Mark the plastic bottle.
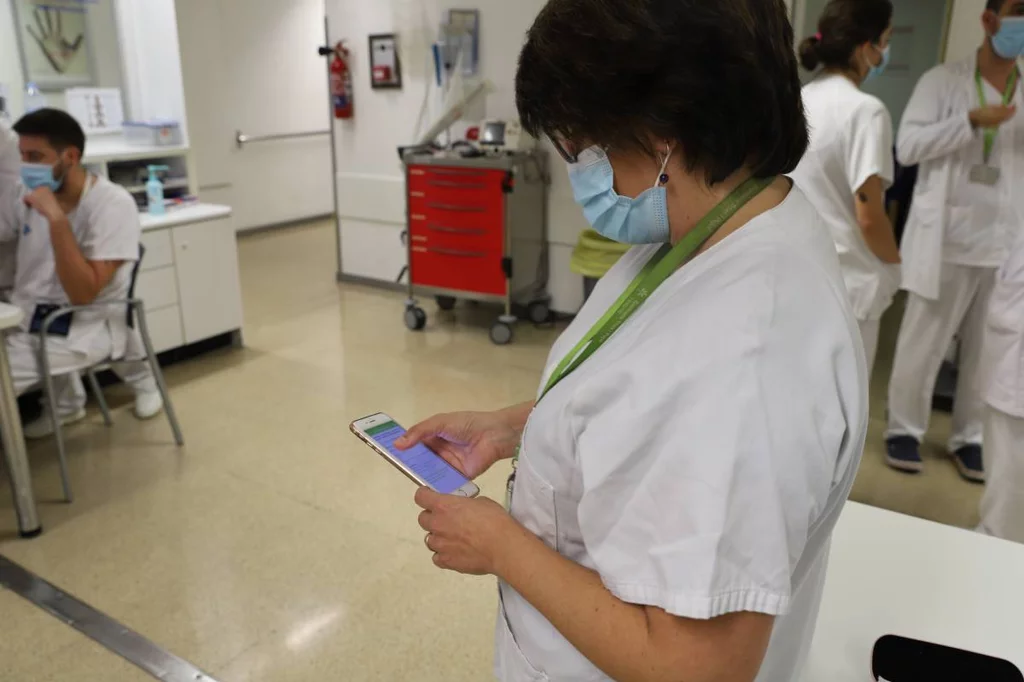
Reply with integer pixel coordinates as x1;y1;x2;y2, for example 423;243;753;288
24;82;46;114
146;165;170;216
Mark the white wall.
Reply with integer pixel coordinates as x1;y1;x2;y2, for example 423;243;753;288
0;0;124;118
946;0;986;62
175;0;333;232
328;0;588;314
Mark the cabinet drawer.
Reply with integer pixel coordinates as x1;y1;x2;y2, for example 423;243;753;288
410;246;506;296
408;214;504;253
408;166;507;193
140;230;174;271
136;266;180;311
144;305;185;354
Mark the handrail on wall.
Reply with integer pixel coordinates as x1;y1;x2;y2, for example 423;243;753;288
235;129;330;149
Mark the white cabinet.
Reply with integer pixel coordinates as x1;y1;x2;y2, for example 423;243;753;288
171;217;243;344
135;205;244;353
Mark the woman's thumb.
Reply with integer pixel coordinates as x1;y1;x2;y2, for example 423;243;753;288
396;417;439;449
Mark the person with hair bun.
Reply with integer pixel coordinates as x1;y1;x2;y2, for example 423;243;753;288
792;0;897;375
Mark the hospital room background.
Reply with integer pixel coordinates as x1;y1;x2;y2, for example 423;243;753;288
0;0;1022;681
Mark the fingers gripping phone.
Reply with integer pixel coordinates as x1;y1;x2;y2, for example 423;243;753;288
350;413;480;498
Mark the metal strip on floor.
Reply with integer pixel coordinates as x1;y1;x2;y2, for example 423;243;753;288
0;554;221;682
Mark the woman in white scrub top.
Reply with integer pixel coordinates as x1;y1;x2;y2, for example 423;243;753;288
791;0;899;374
398;1;868;680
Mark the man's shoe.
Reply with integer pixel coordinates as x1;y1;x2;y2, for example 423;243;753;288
134;390;163;420
952;445;985;484
23;407;87;440
885;436;923;473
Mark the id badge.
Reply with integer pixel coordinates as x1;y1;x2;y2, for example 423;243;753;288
969;164;1001;186
29;304;72;337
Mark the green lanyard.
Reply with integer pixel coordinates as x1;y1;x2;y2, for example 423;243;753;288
975;69;1019;164
504;175;774;504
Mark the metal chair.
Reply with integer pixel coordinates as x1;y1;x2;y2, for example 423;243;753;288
35;248;184;502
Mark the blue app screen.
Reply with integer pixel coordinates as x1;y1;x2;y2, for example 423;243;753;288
366;421;470;494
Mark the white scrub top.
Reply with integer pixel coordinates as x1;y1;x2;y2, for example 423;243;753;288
943;76;1024;268
0;175;140;356
0;121;19;293
791;73;898;321
497;187;868;682
981;229;1024;419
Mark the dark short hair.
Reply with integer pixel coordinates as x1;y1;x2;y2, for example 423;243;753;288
13;108;86;157
515;0;807;185
799;0;893;71
986;0;1006;11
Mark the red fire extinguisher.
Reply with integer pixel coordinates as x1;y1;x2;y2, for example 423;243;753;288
330;42;354;119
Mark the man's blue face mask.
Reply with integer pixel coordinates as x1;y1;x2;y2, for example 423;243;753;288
567;146;674;244
993;16;1024;60
20;162;63;191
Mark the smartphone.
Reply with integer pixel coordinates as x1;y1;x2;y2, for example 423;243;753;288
350;412;480;497
873;635;1023;681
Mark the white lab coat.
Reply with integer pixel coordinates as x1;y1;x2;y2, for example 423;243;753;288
897;53;1024;300
978;231;1024;542
497;188;867;682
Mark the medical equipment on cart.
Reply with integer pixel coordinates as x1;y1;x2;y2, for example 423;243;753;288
401;149;550;345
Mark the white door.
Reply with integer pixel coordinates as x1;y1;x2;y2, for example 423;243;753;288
174;0;333;232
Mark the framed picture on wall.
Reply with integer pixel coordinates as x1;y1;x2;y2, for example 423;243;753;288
11;0;96;90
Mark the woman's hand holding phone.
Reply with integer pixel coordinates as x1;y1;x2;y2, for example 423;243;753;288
395;405;529;479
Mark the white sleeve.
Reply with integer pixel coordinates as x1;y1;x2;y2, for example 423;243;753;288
896;67;976;167
0;121;19;189
0;183;24;243
80;187;140;262
573;272;848;620
846;104;894;192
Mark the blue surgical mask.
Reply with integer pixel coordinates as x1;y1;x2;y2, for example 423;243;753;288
568;146;673;244
20;162;63;191
992;17;1024;60
865;44;891;83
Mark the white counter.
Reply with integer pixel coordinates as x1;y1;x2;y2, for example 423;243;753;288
140;203;232;232
83;137;189;164
805;502;1024;680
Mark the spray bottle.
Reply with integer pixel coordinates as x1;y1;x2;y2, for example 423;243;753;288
146;165;170;216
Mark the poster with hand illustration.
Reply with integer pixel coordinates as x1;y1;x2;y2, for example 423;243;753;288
11;0;95;89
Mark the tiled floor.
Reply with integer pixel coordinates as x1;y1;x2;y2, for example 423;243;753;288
0;219;985;680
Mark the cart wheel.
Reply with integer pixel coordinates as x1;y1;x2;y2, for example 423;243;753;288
404;306;427;331
527;300;551;325
489;321;514;346
435;295;457;311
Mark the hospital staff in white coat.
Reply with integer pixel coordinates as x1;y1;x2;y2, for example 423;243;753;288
792;0;899;373
0;109;163;436
978;230;1024;543
394;1;867;681
885;0;1024;482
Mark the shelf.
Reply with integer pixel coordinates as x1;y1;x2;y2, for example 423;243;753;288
83;136;189;164
140;203;232;231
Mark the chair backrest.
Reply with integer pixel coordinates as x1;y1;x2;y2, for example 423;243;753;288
126;243;145;328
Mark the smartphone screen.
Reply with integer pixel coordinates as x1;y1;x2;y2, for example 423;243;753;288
364;420;471;494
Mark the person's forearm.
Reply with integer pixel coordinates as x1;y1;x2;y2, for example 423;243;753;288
860;216;901;264
494;522;763;682
49;216;101;304
896;115;975;166
497;401;535;436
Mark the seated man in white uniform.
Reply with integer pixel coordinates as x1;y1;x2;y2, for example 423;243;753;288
978;230;1024;544
0;119;18;298
0;108;162;436
885;0;1024;482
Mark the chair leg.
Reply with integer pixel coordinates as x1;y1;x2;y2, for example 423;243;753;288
86;369;113;427
135;306;184;447
41;371;73;503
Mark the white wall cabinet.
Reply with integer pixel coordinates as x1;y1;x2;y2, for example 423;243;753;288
136;206;244;353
